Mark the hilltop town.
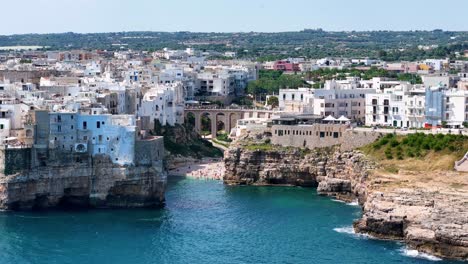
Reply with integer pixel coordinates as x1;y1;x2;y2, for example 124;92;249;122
0;43;467;258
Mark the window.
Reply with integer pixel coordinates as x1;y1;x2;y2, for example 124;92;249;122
98;135;103;142
97;122;100;129
333;132;339;138
71;125;74;130
57;125;61;132
319;132;325;138
0;124;3;129
83;121;87;130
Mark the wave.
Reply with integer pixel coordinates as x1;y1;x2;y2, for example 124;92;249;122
332;199;360;207
333;226;354;234
333;226;369;239
399;247;442;261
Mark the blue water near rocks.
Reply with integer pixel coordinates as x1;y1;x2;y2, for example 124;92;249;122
0;178;462;264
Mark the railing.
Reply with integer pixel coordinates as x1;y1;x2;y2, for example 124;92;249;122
185;106;272;111
0;144;33;150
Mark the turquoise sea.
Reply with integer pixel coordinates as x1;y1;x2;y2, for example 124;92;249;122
0;178;462;264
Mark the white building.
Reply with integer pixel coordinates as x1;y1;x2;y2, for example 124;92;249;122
279;88;315;113
365;84;426;128
139;82;184;127
444;89;468;128
49;112;137;165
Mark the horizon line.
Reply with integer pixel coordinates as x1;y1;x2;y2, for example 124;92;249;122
2;28;468;37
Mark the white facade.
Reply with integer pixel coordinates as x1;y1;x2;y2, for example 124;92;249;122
444;89;468;128
365;85;426;128
279;88;315;113
49;112;136;165
139;82;184;126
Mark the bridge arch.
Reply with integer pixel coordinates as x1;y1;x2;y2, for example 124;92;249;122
215;112;226;135
200;112;213;137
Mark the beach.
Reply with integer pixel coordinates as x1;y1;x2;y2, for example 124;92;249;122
168;158;225;180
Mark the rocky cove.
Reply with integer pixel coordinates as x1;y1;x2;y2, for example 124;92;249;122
224;143;468;261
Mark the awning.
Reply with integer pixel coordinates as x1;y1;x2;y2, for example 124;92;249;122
337;116;350;121
323;115;337;121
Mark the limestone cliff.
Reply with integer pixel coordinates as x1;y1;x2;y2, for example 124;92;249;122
224;144;468;260
0;137;167;211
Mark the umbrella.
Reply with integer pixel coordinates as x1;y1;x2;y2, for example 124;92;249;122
323;115;337;121
337;116;350;122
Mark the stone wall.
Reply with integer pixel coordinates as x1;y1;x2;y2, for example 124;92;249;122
271;124;382;151
135;137;165;166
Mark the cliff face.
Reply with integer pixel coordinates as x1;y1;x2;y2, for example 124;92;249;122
224;146;468;260
0;156;166;210
0;136;167;211
224;147;373;197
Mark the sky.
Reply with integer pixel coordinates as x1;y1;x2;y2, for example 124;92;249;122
2;0;467;35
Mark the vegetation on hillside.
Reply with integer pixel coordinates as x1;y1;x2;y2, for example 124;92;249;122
362;133;468;171
247;70;310;96
1;30;467;61
304;67;423;85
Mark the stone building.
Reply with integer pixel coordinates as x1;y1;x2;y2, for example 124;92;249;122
270;115;380;151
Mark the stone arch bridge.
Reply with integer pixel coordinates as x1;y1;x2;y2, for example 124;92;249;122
185;107;274;138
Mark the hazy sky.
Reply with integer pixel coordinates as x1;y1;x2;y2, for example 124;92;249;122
3;0;467;35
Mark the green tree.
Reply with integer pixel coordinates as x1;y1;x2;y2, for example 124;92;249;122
267;96;279;108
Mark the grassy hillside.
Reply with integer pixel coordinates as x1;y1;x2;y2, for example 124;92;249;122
361;133;468;172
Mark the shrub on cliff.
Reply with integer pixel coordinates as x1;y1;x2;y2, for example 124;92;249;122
364;133;468;161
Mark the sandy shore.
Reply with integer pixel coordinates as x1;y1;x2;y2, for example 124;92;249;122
168;158;225;180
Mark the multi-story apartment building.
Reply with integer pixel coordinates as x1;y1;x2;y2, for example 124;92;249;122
365;84;425;128
194;71;235;103
138;82;184;127
279;79;375;121
279;88;315;113
444;89;468;128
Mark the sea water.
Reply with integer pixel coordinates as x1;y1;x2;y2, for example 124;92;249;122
0;178;462;264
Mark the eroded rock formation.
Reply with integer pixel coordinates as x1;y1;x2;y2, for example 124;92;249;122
224;145;468;260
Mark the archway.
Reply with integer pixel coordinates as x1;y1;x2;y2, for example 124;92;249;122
200;112;212;138
229;113;241;134
215;113;226;135
185;112;196;129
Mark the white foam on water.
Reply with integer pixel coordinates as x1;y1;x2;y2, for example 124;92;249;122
333;226;370;239
333;226;355;234
331;199;346;204
399;247;442;261
332;199;360;207
347;200;359;206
